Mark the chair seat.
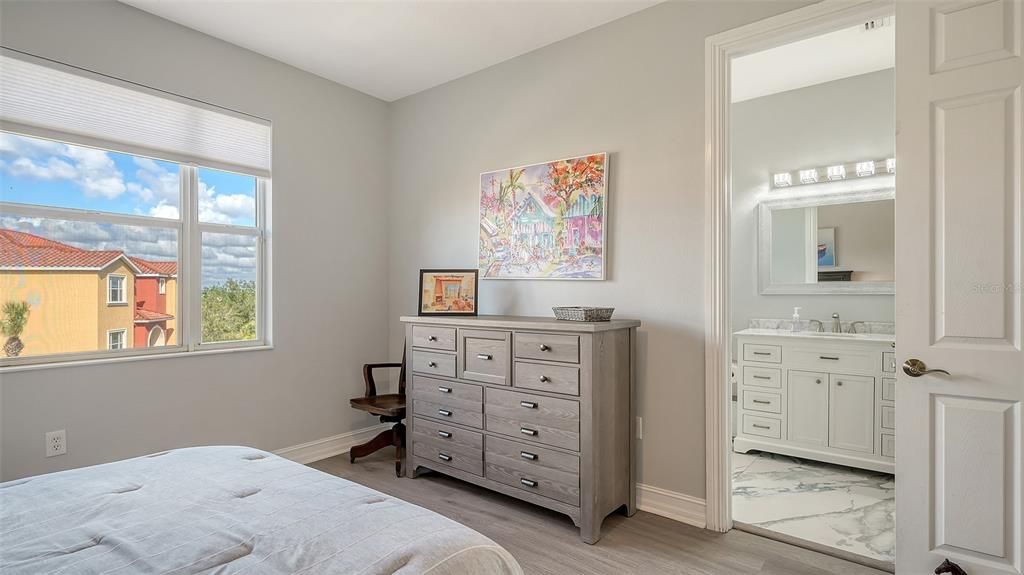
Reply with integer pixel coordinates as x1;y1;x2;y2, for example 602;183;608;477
350;393;406;418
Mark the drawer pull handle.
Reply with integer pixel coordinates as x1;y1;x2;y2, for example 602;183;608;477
476;353;492;360
752;399;771;405
538;375;550;383
520;451;537;461
520;401;538;409
752;351;771;356
520;478;538;488
820;355;840;361
752;424;771;430
427;361;438;368
437;430;452;439
539;344;551;352
438;386;452;393
520;427;537;436
836;381;844;386
428;335;438;341
752;375;771;380
438;453;452;462
438;409;452;417
816;379;822;384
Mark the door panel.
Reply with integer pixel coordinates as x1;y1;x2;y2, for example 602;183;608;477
787;370;828;446
897;1;1024;572
827;374;874;454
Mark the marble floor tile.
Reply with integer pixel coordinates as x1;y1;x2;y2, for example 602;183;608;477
732;450;895;563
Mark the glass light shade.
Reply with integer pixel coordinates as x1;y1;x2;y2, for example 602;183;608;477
773;172;793;187
799;169;819;184
886;158;896;173
826;165;846;181
856;161;876;177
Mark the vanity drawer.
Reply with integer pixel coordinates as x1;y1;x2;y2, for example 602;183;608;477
411;350;456;378
412;325;457;351
461;329;511;385
743;366;781;389
743;390;782;414
411;376;482;408
882;352;896;373
743;414;782;439
788;346;876;374
743;343;781;363
882;378;896;402
412;391;483;429
515;332;580;364
880;433;896;458
414;439;483;476
881;405;895;430
412;417;483;459
485;388;580;451
484;435;580;506
514;361;580;396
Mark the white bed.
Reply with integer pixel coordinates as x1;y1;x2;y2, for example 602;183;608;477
0;446;523;575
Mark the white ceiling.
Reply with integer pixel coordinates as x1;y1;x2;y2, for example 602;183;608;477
731;18;895;103
121;0;658;102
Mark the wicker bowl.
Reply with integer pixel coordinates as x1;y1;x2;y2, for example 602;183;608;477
552;306;615;322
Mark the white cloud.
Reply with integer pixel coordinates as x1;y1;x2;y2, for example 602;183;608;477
0;133;126;199
5;157;77;181
148;201;180;220
128;156;179;204
197;181;255;225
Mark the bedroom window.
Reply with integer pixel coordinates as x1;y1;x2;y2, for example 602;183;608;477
0;50;271;369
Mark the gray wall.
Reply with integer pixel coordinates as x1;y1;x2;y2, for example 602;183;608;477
387;0;812;498
0;1;391;481
818;200;895;282
730;70;895;336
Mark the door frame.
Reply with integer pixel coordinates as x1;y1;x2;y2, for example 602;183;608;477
703;0;894;532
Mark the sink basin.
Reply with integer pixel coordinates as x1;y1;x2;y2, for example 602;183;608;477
803;331;859;337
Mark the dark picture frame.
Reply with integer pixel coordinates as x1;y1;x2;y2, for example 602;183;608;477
418;269;479;316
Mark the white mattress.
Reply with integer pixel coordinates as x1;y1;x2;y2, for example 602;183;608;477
0;446;523;575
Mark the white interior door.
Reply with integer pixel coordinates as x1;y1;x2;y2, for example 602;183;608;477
896;1;1024;573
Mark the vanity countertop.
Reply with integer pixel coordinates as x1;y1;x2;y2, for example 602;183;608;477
734;327;895;344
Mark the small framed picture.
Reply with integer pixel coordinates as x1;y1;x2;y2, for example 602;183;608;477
418;269;479;316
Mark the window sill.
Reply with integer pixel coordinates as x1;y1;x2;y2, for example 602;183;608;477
0;344;273;374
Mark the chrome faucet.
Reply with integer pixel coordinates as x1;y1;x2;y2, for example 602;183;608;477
831;313;841;333
848;321;867;334
808;319;824;332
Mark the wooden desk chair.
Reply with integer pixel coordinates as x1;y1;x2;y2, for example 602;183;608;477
349;350;406;476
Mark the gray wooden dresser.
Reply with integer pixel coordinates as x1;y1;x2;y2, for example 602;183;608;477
401;315;640;544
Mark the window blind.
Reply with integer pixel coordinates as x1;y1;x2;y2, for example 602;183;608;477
0;50;271;177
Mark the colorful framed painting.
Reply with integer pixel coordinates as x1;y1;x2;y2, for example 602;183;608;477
479;153;607;280
418;269;479;316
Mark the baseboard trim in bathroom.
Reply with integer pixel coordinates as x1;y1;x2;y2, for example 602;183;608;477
733;521;894;574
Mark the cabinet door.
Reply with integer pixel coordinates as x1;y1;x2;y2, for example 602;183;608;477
787;370;828;446
828;373;875;453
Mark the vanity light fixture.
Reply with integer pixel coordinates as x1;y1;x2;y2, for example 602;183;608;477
799;169;819;184
826;165;846;181
886;158;896;173
773;172;793;187
856;161;876;177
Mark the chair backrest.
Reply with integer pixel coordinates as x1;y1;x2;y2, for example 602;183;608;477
398;347;407;396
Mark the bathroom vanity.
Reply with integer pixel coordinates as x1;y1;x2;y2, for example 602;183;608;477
733;328;896;473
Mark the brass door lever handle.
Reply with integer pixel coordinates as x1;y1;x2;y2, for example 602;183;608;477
903;358;950;377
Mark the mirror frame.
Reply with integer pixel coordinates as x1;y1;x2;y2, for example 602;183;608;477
758;182;895;295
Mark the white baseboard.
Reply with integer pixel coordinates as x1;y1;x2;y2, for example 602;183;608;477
274;423;391;465
636;483;707;529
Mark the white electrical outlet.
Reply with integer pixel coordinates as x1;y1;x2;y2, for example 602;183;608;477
636;416;643;440
45;429;66;457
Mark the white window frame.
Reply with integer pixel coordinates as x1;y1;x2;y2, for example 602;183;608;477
158;278;166;295
107;274;127;304
0;132;272;370
107;328;126;350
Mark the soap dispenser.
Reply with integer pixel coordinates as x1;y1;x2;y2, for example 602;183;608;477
792;307;801;332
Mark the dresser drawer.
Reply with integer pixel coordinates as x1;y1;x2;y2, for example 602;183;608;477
743;366;781;389
461;329;511;385
412;417;483;456
412;350;456;378
787;346;876;374
881;405;895;430
514;332;580;364
485;388;580;451
414;440;483;476
484;436;580;506
880;433;895;458
413;395;483;429
514;361;580;396
743;414;782;439
743;343;781;363
743;389;782;414
882;377;896;402
411;376;482;410
412;325;457;351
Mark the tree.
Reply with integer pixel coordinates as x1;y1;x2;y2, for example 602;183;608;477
201;280;256;342
1;301;30;357
545;155;605;251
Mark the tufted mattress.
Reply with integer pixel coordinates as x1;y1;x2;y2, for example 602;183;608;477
0;446;523;575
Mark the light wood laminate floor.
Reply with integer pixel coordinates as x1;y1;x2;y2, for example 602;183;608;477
311;452;886;575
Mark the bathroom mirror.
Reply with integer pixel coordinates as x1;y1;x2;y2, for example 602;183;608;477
758;181;894;295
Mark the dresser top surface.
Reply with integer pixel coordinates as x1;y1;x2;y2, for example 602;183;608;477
401;314;640;332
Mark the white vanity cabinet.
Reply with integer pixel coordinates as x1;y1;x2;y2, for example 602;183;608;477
734;329;896;473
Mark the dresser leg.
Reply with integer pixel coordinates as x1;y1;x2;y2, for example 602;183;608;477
579;516;604;545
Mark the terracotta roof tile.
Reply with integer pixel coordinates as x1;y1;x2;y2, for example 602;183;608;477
135;308;175;322
0;229;175;274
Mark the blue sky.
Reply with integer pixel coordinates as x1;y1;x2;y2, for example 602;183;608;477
0;132;256;285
